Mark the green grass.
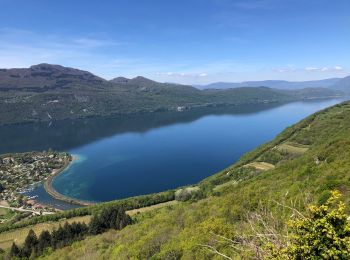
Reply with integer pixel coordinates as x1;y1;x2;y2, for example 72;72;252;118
126;201;179;216
277;141;309;155
213;180;237;191
244;161;275;171
0;208;16;227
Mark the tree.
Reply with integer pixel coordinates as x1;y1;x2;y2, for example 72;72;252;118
37;230;52;254
52;225;67;249
89;206;131;235
0;182;5;193
115;208;132;230
9;242;20;258
22;229;38;258
89;214;104;235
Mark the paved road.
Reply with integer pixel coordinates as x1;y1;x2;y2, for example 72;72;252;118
0;205;54;215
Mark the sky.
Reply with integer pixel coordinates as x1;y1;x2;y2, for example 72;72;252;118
0;0;349;84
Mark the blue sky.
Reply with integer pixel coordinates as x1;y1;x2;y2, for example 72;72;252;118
0;0;349;84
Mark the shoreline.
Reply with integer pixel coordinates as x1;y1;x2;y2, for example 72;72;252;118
43;155;96;206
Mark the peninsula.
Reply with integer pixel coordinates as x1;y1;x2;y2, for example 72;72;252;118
43;157;95;206
0;151;72;214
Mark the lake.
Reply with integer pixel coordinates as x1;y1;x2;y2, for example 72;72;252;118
0;99;344;209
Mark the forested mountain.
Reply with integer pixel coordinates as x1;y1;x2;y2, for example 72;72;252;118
0;64;343;125
0;64;106;91
2;100;349;259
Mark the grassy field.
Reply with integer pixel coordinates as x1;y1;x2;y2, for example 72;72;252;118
0;215;91;249
213;180;237;191
244;161;275;171
126;200;178;216
277;141;309;155
0;208;11;216
0;208;16;225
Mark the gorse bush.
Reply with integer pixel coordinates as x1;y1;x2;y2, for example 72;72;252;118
268;191;350;259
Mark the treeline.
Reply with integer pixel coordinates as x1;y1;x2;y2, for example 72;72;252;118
89;206;131;235
8;205;131;259
9;222;88;259
0;190;174;234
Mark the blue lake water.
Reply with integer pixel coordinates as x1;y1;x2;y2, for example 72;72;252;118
0;99;344;209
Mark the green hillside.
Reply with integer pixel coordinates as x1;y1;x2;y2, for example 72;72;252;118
0;64;343;125
14;100;345;259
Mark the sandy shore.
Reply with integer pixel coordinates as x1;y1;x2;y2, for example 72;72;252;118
43;155;95;206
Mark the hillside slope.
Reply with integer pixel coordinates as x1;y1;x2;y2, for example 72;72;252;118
0;64;343;125
40;101;350;259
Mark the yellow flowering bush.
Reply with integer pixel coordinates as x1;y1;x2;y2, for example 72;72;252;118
270;191;350;259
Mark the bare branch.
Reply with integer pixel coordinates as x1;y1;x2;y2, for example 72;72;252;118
199;244;234;259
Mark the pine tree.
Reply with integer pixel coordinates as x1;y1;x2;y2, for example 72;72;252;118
9;242;20;258
22;229;38;257
89;214;104;235
38;230;52;254
51;229;58;249
89;206;131;235
54;225;66;248
0;182;5;193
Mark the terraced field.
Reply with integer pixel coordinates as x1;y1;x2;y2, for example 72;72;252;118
126;200;178;216
244;161;275;171
276;141;309;155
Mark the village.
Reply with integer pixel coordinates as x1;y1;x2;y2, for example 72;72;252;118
0;150;71;217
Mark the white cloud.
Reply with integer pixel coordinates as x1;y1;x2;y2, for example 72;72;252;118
305;67;320;71
304;66;344;72
334;66;343;71
156;72;208;78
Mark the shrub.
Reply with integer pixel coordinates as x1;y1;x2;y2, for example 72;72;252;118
175;187;201;202
269;191;350;259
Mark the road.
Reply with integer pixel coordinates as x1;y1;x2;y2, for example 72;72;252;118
0;205;54;215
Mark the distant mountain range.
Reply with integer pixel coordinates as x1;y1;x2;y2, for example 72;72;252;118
332;75;350;92
0;64;345;125
197;77;350;92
